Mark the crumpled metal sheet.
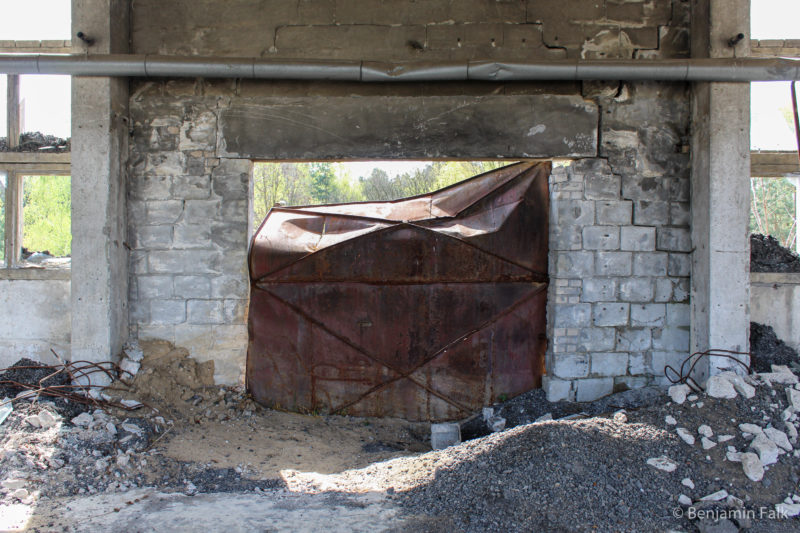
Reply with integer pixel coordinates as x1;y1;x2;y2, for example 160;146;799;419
247;161;550;421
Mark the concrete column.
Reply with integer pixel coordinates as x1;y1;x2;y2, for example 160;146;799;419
70;0;130;369
690;0;751;379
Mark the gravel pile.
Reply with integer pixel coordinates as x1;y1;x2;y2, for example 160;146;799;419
751;234;800;273
751;322;800;373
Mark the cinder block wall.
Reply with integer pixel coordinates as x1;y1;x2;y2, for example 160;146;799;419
127;0;692;398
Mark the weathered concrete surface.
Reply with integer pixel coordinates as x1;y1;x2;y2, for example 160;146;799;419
751;273;800;353
70;0;130;370
26;489;403;533
0;278;71;367
219;96;598;160
690;0;751;380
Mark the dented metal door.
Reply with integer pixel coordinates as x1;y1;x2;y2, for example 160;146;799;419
247;161;550;421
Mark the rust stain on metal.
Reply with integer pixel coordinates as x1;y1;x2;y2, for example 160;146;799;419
247;161;551;421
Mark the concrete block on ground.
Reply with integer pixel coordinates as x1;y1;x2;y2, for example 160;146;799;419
543;376;573;402
576;377;614;402
431;423;461;450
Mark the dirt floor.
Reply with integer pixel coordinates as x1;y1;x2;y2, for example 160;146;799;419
2;342;800;532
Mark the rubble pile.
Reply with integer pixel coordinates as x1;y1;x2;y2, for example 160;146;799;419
0;132;70;153
750;233;800;273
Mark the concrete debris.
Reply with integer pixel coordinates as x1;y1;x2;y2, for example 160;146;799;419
704;375;737;399
120;399;144;410
738;423;763;436
681;478;695;489
750;434;780;465
678;494;692;506
665;415;677;425
787;388;800;412
24;415;42;428
37;410;57;429
2;479;26;490
775;502;800;517
698;424;713;438
0;398;11;426
717;434;734;443
71;412;93;427
718;371;756;399
646;456;677;472
701;437;716;450
700;489;729;502
676;427;695;445
764;427;792;452
726;450;741;462
431;423;461;450
534;413;553;423
11;488;29;500
740;452;764;482
759;365;799;386
668;384;690;405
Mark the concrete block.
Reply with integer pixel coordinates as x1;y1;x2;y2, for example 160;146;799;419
631;304;666;327
653;327;690;351
137;324;175;343
146;200;184;224
149;250;221;275
575;377;614;402
622;176;667;202
582;278;617;302
583;172;620;200
554;200;595;226
657;227;692;252
668;178;690;202
218;199;249;222
211;172;249;202
211;275;249;299
187;299;224;325
173;224;213;249
211;223;249;249
174;276;213;299
135;225;173;249
138;275;173;299
633;200;668;225
669;202;690;226
553;353;590;379
145;152;184;176
668;253;691;277
596;201;632;225
615;375;650;391
212;324;249;350
431;423;461;450
131;175;172;200
593;303;629;327
543;376;573;402
653;278;673;302
620;226;656;251
554;251;594;277
583;226;620;251
628;352;650;375
184;199;221;222
672;279;689;302
651;351;688;382
578;327;616;352
171;175;212;200
619;277;653;302
550;224;583;250
223;299;249;324
595;252;632;276
553;304;592;328
666;303;691;327
616;328;652;351
633;252;668;276
591;353;629;377
179;110;217;151
150;299;186;325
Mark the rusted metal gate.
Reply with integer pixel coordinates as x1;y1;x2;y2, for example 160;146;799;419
247;161;550;421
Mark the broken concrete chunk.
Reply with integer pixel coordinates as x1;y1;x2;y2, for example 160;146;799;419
534;413;553;423
668;384;690;405
698;424;713;438
740;452;764;482
120;358;141;379
705;375;737;399
120;399;144;409
717;434;735;443
726;451;742;462
775;502;800;517
760;366;799;386
665;415;677;425
700;489;729;501
681;478;695;489
764;427;792;452
701;437;716;450
24;415;42;428
719;371;756;399
123;341;144;362
678;494;692;506
739;423;764;436
1;479;26;490
487;416;506;433
431;423;461;450
676;427;695;445
11;488;29;500
37;410;57;429
646;456;677;472
787;388;800;412
750;434;780;465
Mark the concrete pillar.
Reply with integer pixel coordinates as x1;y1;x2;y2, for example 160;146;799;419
70;0;130;369
690;0;751;379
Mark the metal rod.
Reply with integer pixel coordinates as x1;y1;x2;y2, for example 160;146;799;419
1;54;800;82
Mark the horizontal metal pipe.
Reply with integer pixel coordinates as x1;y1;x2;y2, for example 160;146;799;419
1;54;799;82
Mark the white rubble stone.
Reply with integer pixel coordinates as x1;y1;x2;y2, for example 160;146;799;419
705;375;737;399
487;416;506;432
121;423;143;436
71;412;93;427
726;451;742;462
696;401;704;408
719;371;756;399
668;384;690;405
698;424;713;438
116;455;129;468
717;434;735;443
681;478;695;489
701;437;716;450
688;394;699;402
764;428;792;452
535;413;553;423
647;456;677;472
750;434;780;465
37;410;57;429
120;358;141;379
793;495;800;503
678;494;692;506
676;427;695;445
120;399;144;409
11;488;29;500
665;415;677;425
739;423;764;435
23;415;41;428
775;503;800;517
787;389;800;412
740;452;764;482
123;342;144;362
759;366;799;386
701;490;729;501
2;479;26;490
786;423;798;443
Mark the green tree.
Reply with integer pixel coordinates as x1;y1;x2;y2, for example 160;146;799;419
309;162;338;204
23;175;71;256
750;177;797;249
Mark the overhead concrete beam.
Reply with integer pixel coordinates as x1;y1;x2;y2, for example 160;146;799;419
70;0;130;371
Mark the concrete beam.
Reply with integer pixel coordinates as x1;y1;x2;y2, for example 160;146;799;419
690;0;751;380
70;0;130;370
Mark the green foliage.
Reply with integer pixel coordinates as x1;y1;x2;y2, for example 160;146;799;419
23;175;71;257
750;177;797;249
